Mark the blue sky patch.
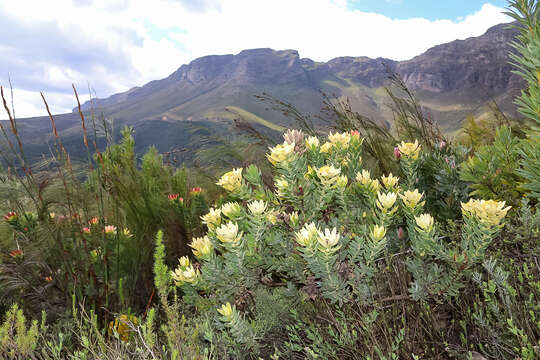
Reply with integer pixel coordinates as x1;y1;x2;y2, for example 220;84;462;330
347;0;508;20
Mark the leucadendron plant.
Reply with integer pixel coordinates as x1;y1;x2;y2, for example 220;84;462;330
172;129;511;326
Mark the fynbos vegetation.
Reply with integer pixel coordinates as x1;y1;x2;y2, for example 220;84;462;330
0;1;539;359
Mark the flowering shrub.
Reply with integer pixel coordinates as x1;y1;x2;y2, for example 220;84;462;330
170;130;512;344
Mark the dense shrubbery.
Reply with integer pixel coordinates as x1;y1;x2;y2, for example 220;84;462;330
0;1;539;359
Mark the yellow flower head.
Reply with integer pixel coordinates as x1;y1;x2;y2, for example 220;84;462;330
171;264;199;286
461;199;511;227
381;173;399;189
370;224;387;241
328;131;351;149
190;235;213;258
356;169;371;185
316;165;342;186
317;227;341;253
266;211;278;225
370;179;381;193
216;168;243;192
376;191;397;211
289;211;299;227
335;175;347;189
179;256;190;268
305;136;320;149
201;208;222;229
217;302;235;322
415;213;434;232
400;189;425;210
295;222;319;247
247;200;267;216
216;221;243;244
398;140;421;160
221;202;242;218
320;141;334;153
267;142;295;165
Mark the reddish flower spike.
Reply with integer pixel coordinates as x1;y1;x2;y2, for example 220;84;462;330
9;249;23;258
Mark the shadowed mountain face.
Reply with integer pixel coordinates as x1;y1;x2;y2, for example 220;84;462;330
6;22;523;160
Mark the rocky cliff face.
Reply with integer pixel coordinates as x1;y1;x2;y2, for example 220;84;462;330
395;23;521;93
76;21;522;122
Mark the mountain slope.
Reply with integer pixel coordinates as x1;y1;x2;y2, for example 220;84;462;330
7;22;523;160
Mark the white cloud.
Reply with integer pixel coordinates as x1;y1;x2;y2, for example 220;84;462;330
0;0;512;119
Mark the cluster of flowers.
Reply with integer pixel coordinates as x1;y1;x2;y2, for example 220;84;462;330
170;129;511;318
81;217;131;237
171;255;200;285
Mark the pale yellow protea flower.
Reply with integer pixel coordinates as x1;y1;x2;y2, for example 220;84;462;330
356;169;371;185
370;224;387;241
247;200;267;216
171;265;199;286
415;213;434;232
336;175;348;188
295;222;319;247
122;228;133;238
275;177;289;199
179;256;190;268
305;136;320;149
201;208;222;229
398;140;421;160
216;168;243;192
328;131;351;149
221;202;242;218
376;191;397;211
267;142;295;165
400;189;425;210
317;227;341;253
316;165;341;186
266;211;278;225
217;302;234;322
216;221;243;244
461;199;511;227
369;179;381;193
381;173;399;189
289;211;299;227
190;235;213;258
320;141;334;153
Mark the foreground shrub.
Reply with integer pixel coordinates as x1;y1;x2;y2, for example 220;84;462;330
157;129;538;359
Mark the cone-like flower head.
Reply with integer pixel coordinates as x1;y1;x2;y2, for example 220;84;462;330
247;200;267;216
317;227;341;253
316;165;341;186
190;235;213;258
415;213;434;232
461;199;511;227
201;208;222;229
267;142;295;165
398;140;421;160
216;221;243;244
217;168;243;192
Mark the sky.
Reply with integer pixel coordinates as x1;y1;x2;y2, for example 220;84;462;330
0;0;513;119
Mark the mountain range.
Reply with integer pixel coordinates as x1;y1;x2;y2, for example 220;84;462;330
5;22;524;160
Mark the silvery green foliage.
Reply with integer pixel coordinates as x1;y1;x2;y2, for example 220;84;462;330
178;131;510;315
